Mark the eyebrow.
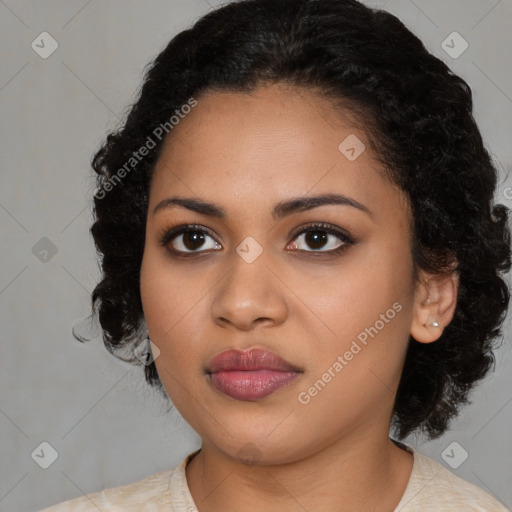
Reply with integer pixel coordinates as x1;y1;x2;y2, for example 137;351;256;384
152;193;373;220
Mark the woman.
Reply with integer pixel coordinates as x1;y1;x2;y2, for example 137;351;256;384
41;0;511;510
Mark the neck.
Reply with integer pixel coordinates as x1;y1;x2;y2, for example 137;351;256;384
185;431;413;512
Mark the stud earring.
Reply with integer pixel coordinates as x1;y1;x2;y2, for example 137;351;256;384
424;315;439;328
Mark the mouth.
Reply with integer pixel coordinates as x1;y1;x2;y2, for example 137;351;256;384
206;348;303;401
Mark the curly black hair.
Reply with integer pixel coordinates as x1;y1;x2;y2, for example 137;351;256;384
76;0;511;441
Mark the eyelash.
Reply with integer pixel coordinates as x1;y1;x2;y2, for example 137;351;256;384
158;222;354;258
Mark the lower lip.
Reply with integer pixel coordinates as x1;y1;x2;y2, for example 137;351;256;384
208;369;299;401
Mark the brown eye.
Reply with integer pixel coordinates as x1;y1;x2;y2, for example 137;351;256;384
160;225;222;254
181;231;207;251
303;230;329;250
289;223;352;253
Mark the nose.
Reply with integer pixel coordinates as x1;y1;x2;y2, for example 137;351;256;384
210;251;289;332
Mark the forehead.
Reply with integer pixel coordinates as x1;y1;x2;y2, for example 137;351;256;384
149;84;406;221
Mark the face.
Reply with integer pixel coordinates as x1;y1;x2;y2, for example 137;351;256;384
140;83;418;464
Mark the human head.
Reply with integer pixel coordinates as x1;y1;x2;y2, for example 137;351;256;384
81;0;511;443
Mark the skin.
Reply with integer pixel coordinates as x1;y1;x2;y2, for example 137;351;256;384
139;82;458;512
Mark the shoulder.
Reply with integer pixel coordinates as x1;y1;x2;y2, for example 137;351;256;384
37;468;176;511
396;444;510;512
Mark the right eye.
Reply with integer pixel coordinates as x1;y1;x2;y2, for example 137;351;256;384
159;224;222;255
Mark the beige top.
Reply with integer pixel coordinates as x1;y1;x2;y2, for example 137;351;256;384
39;442;510;511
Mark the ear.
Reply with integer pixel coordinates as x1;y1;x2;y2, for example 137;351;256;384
410;268;459;344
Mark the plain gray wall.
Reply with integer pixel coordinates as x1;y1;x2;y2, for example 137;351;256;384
0;1;511;511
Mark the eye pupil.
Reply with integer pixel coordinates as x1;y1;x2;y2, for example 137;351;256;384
183;231;205;250
306;230;328;249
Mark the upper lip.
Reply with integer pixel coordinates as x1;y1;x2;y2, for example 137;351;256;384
206;348;303;373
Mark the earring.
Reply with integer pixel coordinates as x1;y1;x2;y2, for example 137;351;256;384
424;315;439;328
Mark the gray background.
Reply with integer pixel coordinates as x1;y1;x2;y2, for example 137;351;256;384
0;1;511;511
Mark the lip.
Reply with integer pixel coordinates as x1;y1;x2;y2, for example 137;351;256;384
206;348;302;373
206;348;303;401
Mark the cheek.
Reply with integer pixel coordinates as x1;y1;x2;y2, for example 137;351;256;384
140;258;205;408
296;241;414;380
141;250;201;338
304;246;412;333
139;250;214;379
293;274;411;431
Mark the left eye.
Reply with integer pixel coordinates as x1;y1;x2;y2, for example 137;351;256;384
289;225;350;252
